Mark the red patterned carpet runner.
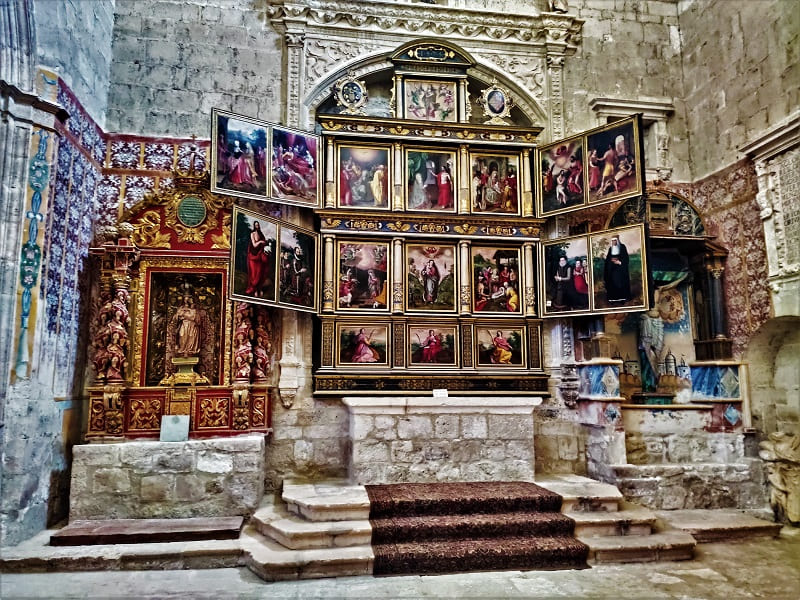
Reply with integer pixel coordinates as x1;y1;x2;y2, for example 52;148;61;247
366;482;589;576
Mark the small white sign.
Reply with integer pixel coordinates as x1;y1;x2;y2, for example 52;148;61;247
160;415;190;442
432;388;449;398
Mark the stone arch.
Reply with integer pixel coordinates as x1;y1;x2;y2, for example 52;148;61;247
302;40;548;129
746;316;800;437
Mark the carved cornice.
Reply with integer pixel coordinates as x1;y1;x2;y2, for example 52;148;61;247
589;97;675;124
740;111;800;162
267;1;583;50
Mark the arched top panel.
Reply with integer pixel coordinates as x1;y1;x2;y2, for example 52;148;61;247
607;190;707;237
390;38;476;68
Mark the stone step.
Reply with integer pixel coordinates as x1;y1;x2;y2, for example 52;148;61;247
580;530;696;564
252;499;371;550
656;509;782;543
566;507;657;537
0;529;242;573
241;525;373;581
282;480;370;522
49;517;244;546
535;474;623;512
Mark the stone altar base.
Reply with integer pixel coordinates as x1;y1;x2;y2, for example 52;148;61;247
342;396;542;485
69;435;266;520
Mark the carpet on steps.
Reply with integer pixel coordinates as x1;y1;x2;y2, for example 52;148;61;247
366;482;589;575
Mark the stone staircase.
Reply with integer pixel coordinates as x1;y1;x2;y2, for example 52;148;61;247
241;475;696;580
536;474;696;564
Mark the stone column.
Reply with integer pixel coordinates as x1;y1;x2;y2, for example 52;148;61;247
322;234;335;313
392;143;403;211
458;145;470;214
459;240;471;314
708;266;726;339
284;32;306;128
521;148;534;218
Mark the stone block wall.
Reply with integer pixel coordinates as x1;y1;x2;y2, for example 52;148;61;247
614;460;769;510
626;431;746;465
69;436;265;520
107;0;284;136
33;0;115;126
679;0;799;179
534;406;587;475
344;398;538;484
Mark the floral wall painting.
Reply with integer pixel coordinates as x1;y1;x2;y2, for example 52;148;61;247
590;224;648;312
230;206;278;304
278;223;319;313
475;327;525;367
271;125;320;208
409;324;458;366
585;116;642;205
337;144;391;209
405;148;456;212
538;136;586;216
541;235;591;317
337;240;390;311
211;109;269;200
337;323;389;366
405;244;457;312
471;247;522;314
470;153;520;215
403;79;457;122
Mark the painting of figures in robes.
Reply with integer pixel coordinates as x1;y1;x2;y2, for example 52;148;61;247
211;109;269;200
337;323;389;366
470;153;521;215
475;327;525;367
589;224;647;313
270;125;320;208
403;79;457;122
405;243;457;312
538;135;586;216
471;247;522;314
585;116;643;205
277;223;319;313
405;148;456;212
540;235;591;317
230;206;278;304
336;144;391;209
408;324;458;366
336;241;390;311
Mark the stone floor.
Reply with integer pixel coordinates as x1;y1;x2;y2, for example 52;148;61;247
2;528;798;599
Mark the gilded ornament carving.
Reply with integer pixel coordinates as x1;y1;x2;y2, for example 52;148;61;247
89;397;105;433
199;397;230;428
130;398;161;430
323;281;335;302
211;213;232;249
321;321;334;366
251;394;267;427
525;286;536;309
460;285;471;307
232;384;250;430
103;383;125;435
131;211;171;248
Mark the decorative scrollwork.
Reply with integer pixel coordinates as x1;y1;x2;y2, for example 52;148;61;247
130;398;162;430
198;397;230;428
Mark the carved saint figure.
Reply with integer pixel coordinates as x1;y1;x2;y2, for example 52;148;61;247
175;294;202;356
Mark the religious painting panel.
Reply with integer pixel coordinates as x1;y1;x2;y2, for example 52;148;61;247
475;325;526;368
230;205;278;305
540;235;592;317
336;144;392;209
270;124;321;208
143;270;226;387
589;224;648;313
408;322;459;367
405;243;458;313
336;321;390;367
336;240;390;312
211;109;269;200
404;147;457;213
469;152;521;216
585;115;643;206
278;222;320;313
537;135;586;216
470;246;522;314
403;78;457;122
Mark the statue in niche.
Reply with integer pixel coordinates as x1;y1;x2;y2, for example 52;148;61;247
92;287;131;382
759;432;800;525
163;287;214;383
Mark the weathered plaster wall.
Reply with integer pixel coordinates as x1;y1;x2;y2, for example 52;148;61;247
107;0;284;136
32;0;116;127
679;0;799;179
